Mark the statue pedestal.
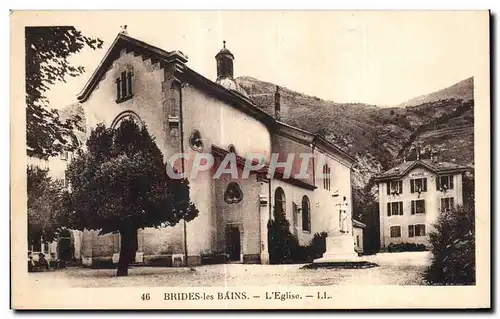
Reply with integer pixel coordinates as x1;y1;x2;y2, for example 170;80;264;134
314;233;360;263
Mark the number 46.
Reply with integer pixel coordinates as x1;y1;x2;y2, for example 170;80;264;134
141;293;150;301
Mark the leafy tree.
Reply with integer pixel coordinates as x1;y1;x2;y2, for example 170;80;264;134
426;173;475;285
27;166;64;250
267;205;299;264
462;172;475;208
352;184;380;255
308;232;328;260
26;26;103;159
62;119;198;276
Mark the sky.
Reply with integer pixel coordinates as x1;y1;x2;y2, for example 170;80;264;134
40;10;488;108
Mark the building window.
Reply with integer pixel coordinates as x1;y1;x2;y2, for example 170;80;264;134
116;70;133;103
274;187;286;216
356;235;360;248
189;130;204;152
437;175;454;191
302;195;311;232
390;226;401;238
409;224;426;237
410;178;427;194
411;199;426;214
322;164;331;191
60;151;68;161
440;197;455;212
224;182;243;204
387;201;403;216
387;180;403;195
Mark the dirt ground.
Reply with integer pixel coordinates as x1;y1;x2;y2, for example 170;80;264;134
27;251;431;287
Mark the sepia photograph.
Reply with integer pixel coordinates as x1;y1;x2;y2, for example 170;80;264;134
10;10;490;309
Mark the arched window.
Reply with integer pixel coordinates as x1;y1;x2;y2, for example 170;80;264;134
302;195;311;232
274;187;286;218
323;164;331;191
189;130;204;152
224;182;243;204
111;110;143;129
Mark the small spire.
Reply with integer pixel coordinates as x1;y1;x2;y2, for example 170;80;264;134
223;40;226;49
120;25;128;34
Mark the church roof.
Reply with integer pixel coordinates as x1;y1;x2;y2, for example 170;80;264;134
216;77;249;98
373;159;470;182
77;33;274;127
274;120;356;166
76;33;353;167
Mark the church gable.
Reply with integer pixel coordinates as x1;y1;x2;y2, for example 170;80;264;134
78;38;184;161
77;33;187;103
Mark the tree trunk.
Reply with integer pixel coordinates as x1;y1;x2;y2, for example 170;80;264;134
117;228;138;277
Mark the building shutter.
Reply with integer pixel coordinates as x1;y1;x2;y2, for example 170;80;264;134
387;203;391;216
410;179;415;193
411;201;415;215
408;225;414;237
387;182;390;195
423;178;427;192
116;78;121;100
450;176;454;189
120;71;127;98
399;181;403;194
436;176;440;191
399;202;403;215
450;197;455;208
127;72;133;96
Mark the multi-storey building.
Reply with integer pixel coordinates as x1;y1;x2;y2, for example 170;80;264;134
373;152;470;249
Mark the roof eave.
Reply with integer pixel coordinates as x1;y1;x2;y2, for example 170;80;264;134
183;68;276;128
373;164;471;183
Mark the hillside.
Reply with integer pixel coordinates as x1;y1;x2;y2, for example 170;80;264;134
398;77;473;107
236;76;474;192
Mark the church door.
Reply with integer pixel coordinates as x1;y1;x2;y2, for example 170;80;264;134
226;226;241;262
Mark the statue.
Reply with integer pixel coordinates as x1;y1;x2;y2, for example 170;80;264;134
314;194;360;264
339;209;348;233
331;196;349;234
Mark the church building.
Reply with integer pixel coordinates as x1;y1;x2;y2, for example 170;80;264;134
73;32;355;266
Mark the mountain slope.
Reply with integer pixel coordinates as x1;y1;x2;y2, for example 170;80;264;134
236;76;474;191
398;77;473;107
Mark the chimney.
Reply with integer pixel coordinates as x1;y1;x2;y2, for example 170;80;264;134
274;86;281;120
416;146;421;161
431;149;439;163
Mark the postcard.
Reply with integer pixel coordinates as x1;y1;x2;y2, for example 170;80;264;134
10;10;490;309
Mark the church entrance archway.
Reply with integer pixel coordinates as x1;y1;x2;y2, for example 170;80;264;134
226;225;241;262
